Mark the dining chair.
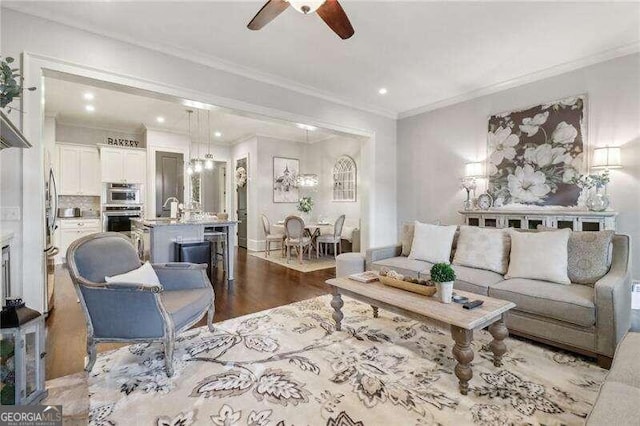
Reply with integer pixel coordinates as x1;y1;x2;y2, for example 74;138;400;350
261;214;284;257
66;232;215;377
284;215;312;264
316;214;346;258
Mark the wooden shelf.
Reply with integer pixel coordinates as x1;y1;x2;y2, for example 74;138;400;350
0;110;31;150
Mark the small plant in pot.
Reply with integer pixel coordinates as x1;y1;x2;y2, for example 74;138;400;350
430;263;456;303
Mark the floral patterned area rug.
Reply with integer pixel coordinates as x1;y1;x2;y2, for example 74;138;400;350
88;295;606;426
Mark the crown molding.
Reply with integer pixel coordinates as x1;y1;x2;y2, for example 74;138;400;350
4;6;397;120
398;42;640;119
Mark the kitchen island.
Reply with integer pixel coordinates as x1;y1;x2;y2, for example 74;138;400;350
131;218;237;284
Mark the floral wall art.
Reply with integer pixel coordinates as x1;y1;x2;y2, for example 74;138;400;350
487;95;586;207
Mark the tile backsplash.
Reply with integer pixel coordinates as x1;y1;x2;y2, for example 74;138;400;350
58;195;101;218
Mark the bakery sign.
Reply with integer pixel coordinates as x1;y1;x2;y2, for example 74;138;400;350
105;137;141;147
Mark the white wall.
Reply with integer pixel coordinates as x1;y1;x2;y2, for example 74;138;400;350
398;53;640;279
2;7;397;311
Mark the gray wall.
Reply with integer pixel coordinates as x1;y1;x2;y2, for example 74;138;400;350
397;53;640;279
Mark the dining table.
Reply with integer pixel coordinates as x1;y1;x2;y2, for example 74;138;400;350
272;221;334;256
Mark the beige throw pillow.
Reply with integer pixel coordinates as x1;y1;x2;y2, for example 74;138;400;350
453;226;511;274
505;228;571;285
400;222;415;256
408;222;457;264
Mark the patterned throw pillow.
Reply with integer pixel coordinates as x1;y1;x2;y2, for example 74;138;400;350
538;227;614;285
453;226;511;274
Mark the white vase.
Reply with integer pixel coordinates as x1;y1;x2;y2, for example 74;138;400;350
435;281;454;303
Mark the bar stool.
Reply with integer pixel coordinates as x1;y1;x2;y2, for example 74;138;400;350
204;228;227;278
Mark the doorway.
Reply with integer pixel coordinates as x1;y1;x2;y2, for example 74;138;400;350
236;157;248;249
155;151;184;217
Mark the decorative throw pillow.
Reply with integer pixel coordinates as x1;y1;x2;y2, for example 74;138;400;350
505;228;571;285
453;226;511;274
408;222;457;264
105;261;161;287
400;222;415;256
537;227;614;285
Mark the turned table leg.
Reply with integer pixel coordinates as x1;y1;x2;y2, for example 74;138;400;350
331;291;344;331
488;318;508;367
451;326;474;395
372;306;379;318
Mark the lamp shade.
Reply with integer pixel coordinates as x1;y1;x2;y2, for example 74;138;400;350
592;147;622;169
464;162;483;178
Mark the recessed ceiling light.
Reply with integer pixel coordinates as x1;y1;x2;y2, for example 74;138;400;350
85;105;95;112
156;116;165;123
83;92;94;100
214;131;222;138
378;88;388;95
296;123;317;131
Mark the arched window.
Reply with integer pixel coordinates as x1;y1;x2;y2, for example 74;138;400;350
333;155;357;202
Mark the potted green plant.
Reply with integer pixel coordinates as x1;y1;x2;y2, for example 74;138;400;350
430;263;456;303
1;56;36;112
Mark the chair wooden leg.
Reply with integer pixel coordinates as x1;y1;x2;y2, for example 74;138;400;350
164;329;175;377
316;240;319;259
85;335;97;373
265;240;269;257
207;302;215;333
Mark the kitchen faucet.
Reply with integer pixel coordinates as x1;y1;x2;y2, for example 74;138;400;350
163;197;181;219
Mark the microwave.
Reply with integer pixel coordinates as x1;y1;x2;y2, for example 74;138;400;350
106;183;141;205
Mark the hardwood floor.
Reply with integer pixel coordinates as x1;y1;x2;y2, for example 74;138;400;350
45;248;333;380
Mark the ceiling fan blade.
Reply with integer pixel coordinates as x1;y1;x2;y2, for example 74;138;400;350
316;0;354;40
247;0;290;30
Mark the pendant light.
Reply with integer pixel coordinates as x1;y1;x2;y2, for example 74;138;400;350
193;110;204;173
204;109;215;170
185;110;195;175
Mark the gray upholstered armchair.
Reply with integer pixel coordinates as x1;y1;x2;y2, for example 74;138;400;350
66;232;215;377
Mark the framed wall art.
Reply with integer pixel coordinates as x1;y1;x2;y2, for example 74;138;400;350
487;95;587;207
273;156;299;203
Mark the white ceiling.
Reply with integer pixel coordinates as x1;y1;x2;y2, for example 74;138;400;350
7;1;640;118
44;76;336;144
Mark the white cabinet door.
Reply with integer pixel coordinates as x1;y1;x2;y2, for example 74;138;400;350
58;227;101;264
79;147;101;195
101;148;124;183
123;150;146;184
58;145;81;195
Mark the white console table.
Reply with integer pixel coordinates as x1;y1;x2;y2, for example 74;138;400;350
458;209;617;231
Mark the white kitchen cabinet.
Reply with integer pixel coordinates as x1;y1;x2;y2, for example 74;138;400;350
54;219;101;264
100;146;146;184
58;144;101;196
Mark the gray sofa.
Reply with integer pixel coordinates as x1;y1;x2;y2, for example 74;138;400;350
587;332;640;425
365;228;632;365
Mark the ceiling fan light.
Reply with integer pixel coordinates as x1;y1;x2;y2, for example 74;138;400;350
288;0;324;14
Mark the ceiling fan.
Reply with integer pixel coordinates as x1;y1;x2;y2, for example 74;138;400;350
247;0;354;40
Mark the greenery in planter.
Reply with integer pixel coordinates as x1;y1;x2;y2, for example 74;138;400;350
1;56;36;112
430;263;456;283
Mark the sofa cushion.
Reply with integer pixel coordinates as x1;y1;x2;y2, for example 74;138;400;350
451;265;505;296
161;288;213;330
586;381;640;426
605;332;640;388
453;226;511;274
370;256;431;278
408;222;457;264
489;278;595;327
505;228;571;285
